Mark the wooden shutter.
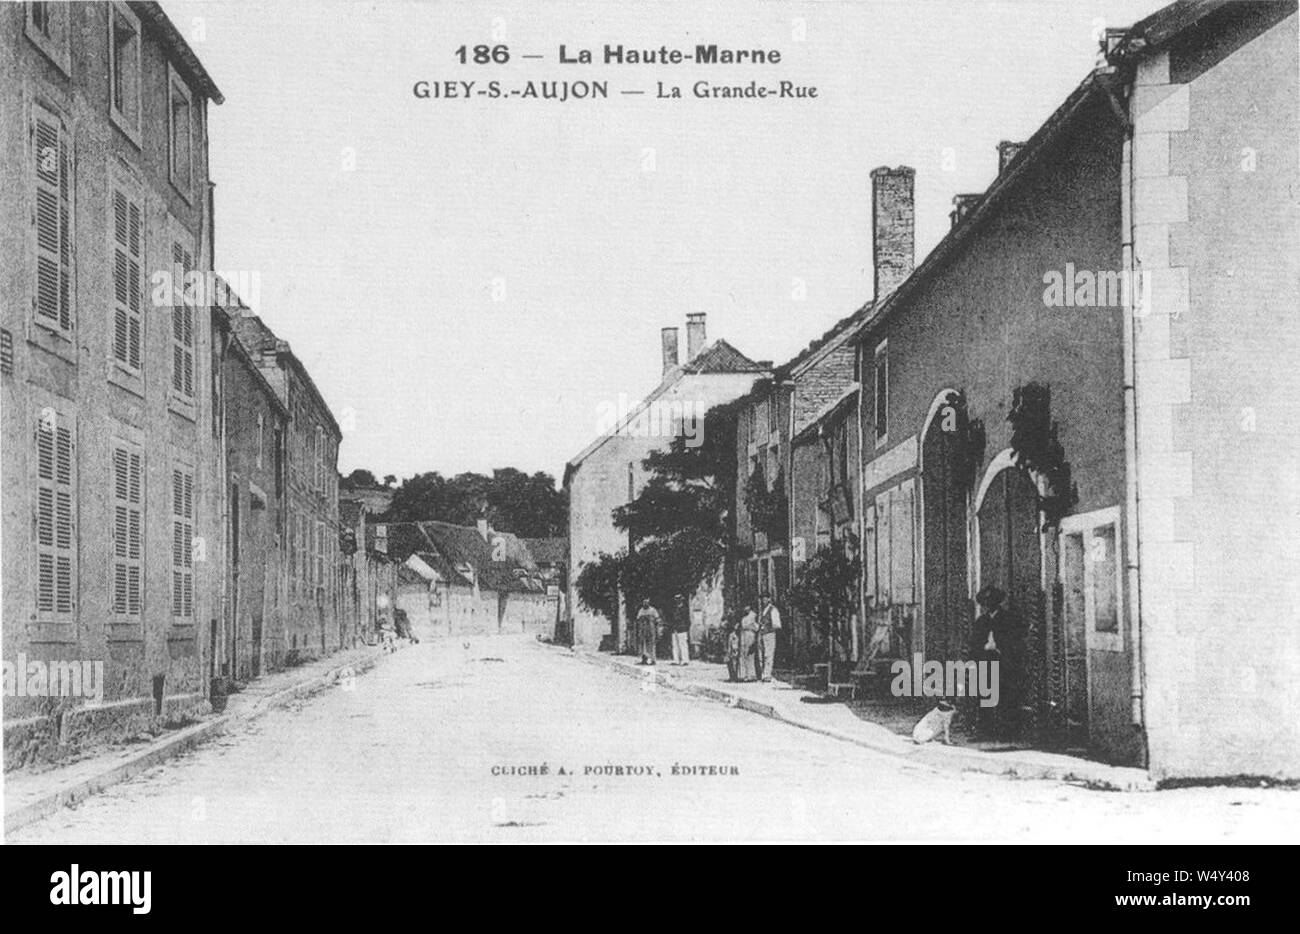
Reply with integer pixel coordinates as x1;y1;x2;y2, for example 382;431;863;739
171;241;195;397
111;442;143;617
35;405;76;618
875;490;891;604
112;188;142;370
891;479;916;604
33;105;71;335
171;466;194;619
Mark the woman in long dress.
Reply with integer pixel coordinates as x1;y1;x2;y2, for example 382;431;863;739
725;613;741;681
736;605;759;682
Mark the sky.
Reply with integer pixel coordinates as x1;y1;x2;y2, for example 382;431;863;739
165;0;1170;483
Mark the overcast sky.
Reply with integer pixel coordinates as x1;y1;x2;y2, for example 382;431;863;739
167;0;1168;483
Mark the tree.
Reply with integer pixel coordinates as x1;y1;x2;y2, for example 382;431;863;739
582;404;740;649
787;536;861;664
742;461;788;544
341;468;379;491
382;474;397;488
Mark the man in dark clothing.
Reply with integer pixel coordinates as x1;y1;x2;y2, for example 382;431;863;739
669;596;691;666
968;584;1022;739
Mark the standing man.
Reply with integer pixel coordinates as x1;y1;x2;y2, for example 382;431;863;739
670;595;691;666
968;584;1021;739
635;598;661;665
757;592;782;682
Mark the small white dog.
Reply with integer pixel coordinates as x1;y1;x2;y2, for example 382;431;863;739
911;700;956;745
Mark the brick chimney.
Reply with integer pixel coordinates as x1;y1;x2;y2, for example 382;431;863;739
686;313;707;361
950;193;982;227
997;140;1026;174
871;166;915;300
661;326;679;375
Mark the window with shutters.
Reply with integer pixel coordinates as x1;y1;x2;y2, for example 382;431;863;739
32;103;72;340
871;478;915;605
111;186;143;372
256;412;264;470
167;65;194;197
171;239;195;399
110;441;143;619
34;401;76;621
171;465;195;622
108;2;142;145
316;521;324;593
26;3;70;74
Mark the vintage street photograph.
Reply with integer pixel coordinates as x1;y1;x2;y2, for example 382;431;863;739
2;0;1299;857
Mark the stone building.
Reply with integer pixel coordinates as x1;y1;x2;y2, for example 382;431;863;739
339;497;396;645
732;166;912;668
564;315;769;650
213;296;289;679
229;311;343;662
841;0;1298;776
2;2;224;765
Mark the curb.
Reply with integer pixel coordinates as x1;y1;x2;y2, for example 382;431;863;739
4;650;386;836
566;647;1154;792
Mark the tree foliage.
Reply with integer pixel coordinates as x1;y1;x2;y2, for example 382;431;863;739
787;536;861;660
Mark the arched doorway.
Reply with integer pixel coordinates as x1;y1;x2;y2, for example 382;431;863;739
921;399;970;662
975;462;1044;734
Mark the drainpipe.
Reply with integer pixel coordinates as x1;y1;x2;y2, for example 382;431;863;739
1115;72;1147;733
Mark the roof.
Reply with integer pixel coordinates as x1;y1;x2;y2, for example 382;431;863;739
522;537;566;566
565;339;768;479
212;307;290;421
411;521;546;593
1109;0;1234;58
792;382;860;445
229;311;341;438
846;66;1121;347
132;3;224;104
775;301;876;381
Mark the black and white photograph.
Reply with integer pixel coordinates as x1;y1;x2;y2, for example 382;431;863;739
1;0;1298;868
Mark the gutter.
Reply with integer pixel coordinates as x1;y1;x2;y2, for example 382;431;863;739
1116;69;1148;739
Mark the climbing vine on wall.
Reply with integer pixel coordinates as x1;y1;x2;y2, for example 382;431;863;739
1007;382;1078;528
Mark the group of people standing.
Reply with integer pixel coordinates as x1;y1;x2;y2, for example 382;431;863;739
725;594;782;683
632;593;783;681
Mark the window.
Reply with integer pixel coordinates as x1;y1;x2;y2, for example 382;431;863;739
26;2;70;74
111;187;143;371
754;399;769;444
871;478;915;605
256;413;264;469
33;103;72;338
768;393;780;435
873;340;889;446
1059;508;1123;651
315;425;324;493
34;402;76;620
108;2;142;143
167;66;194;195
111;442;143;618
171;240;195;398
767;444;780;489
171;466;195;621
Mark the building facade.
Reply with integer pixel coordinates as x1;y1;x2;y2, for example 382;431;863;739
565;314;769;650
2;1;224;765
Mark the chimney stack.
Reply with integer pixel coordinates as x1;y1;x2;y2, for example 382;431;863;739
685;313;707;361
661;327;679;375
997;140;1025;174
950;193;982;228
871;166;915;300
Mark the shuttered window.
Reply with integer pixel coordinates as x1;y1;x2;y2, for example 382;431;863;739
171;240;195;397
171;466;195;620
35;404;76;619
111;187;143;370
111;441;143;617
872;478;915;605
33;104;72;337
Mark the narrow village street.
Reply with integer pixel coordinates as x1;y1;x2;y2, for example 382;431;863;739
9;631;1298;844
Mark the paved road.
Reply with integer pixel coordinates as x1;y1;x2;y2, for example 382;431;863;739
9;635;1298;843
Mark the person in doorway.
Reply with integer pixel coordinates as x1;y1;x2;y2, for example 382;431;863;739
968;584;1022;739
736;604;759;682
635;598;661;665
757;592;783;682
670;595;691;666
